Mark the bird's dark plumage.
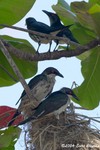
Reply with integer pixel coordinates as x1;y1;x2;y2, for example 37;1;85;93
43;10;78;50
8;67;63;126
17;87;79;126
26;17;52;52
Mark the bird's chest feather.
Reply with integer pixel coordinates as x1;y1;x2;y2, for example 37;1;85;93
29;34;50;44
32;77;55;101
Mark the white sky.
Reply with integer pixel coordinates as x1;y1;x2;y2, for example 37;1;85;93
0;0;100;149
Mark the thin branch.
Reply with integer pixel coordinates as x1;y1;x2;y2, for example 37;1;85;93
1;38;100;62
0;24;79;46
0;39;37;107
75;113;100;124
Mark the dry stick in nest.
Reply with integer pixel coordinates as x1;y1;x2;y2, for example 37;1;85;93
29;113;100;150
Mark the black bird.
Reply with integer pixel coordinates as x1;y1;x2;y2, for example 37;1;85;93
8;67;64;126
43;10;78;50
26;17;52;52
16;87;79;126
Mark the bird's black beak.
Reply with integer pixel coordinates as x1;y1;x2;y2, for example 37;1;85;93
71;92;79;101
67;90;79;101
42;10;51;17
57;72;64;78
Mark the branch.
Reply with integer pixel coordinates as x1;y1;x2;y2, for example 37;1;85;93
0;24;79;46
0;39;37;107
1;38;100;62
75;113;100;124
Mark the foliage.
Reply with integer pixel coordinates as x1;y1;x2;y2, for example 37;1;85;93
0;36;37;86
53;0;100;109
0;0;100;149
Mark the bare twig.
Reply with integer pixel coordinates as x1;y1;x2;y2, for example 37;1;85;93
75;113;100;123
0;39;37;107
0;38;100;62
0;24;79;46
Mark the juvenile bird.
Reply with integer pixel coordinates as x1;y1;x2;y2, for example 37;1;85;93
16;87;79;126
26;17;52;53
8;67;63;126
43;10;78;50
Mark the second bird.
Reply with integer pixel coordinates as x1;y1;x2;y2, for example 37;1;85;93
43;10;79;50
26;17;52;53
16;87;79;126
8;67;63;126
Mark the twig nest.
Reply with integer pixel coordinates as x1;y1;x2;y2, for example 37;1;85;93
23;111;100;150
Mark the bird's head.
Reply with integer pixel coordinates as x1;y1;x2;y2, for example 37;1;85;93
42;67;64;78
26;17;36;26
42;10;61;27
60;87;79;101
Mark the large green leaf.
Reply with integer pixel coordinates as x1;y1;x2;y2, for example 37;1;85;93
0;0;36;28
89;0;100;6
0;127;21;149
75;47;100;109
88;4;100;36
71;1;96;31
52;0;97;60
71;1;100;36
0;36;37;87
52;0;77;25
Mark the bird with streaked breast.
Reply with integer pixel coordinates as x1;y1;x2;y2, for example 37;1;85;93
8;67;64;126
43;10;79;50
16;87;79;126
26;17;52;53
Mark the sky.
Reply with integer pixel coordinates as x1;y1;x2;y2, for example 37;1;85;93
0;0;100;149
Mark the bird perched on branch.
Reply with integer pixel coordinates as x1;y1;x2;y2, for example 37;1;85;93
8;67;63;126
16;87;79;126
43;10;79;50
26;17;52;53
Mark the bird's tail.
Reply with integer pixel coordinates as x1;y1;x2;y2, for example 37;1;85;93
8;110;20;126
16;116;35;126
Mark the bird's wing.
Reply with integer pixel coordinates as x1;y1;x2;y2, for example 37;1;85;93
8;110;20;126
16;74;47;105
17;91;68;126
28;21;50;34
33;91;68;118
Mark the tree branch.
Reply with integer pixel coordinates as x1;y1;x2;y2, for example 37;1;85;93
1;38;100;62
0;39;37;107
0;24;100;61
0;24;79;46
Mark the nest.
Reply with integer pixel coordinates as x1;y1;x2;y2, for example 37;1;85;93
23;108;100;150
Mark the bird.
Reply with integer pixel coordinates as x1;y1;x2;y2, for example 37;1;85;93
26;17;52;53
8;67;64;126
16;87;79;126
42;10;79;50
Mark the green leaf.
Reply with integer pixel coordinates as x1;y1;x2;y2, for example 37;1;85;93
0;127;21;148
71;1;96;31
89;0;100;6
88;4;100;36
70;25;96;45
0;36;37;87
52;0;77;25
57;0;70;10
75;47;100;109
71;1;100;36
0;0;36;28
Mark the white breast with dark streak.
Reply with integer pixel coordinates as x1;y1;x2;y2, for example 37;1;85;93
22;74;56;103
53;98;70;119
30;34;51;44
19;74;56;114
33;75;55;101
